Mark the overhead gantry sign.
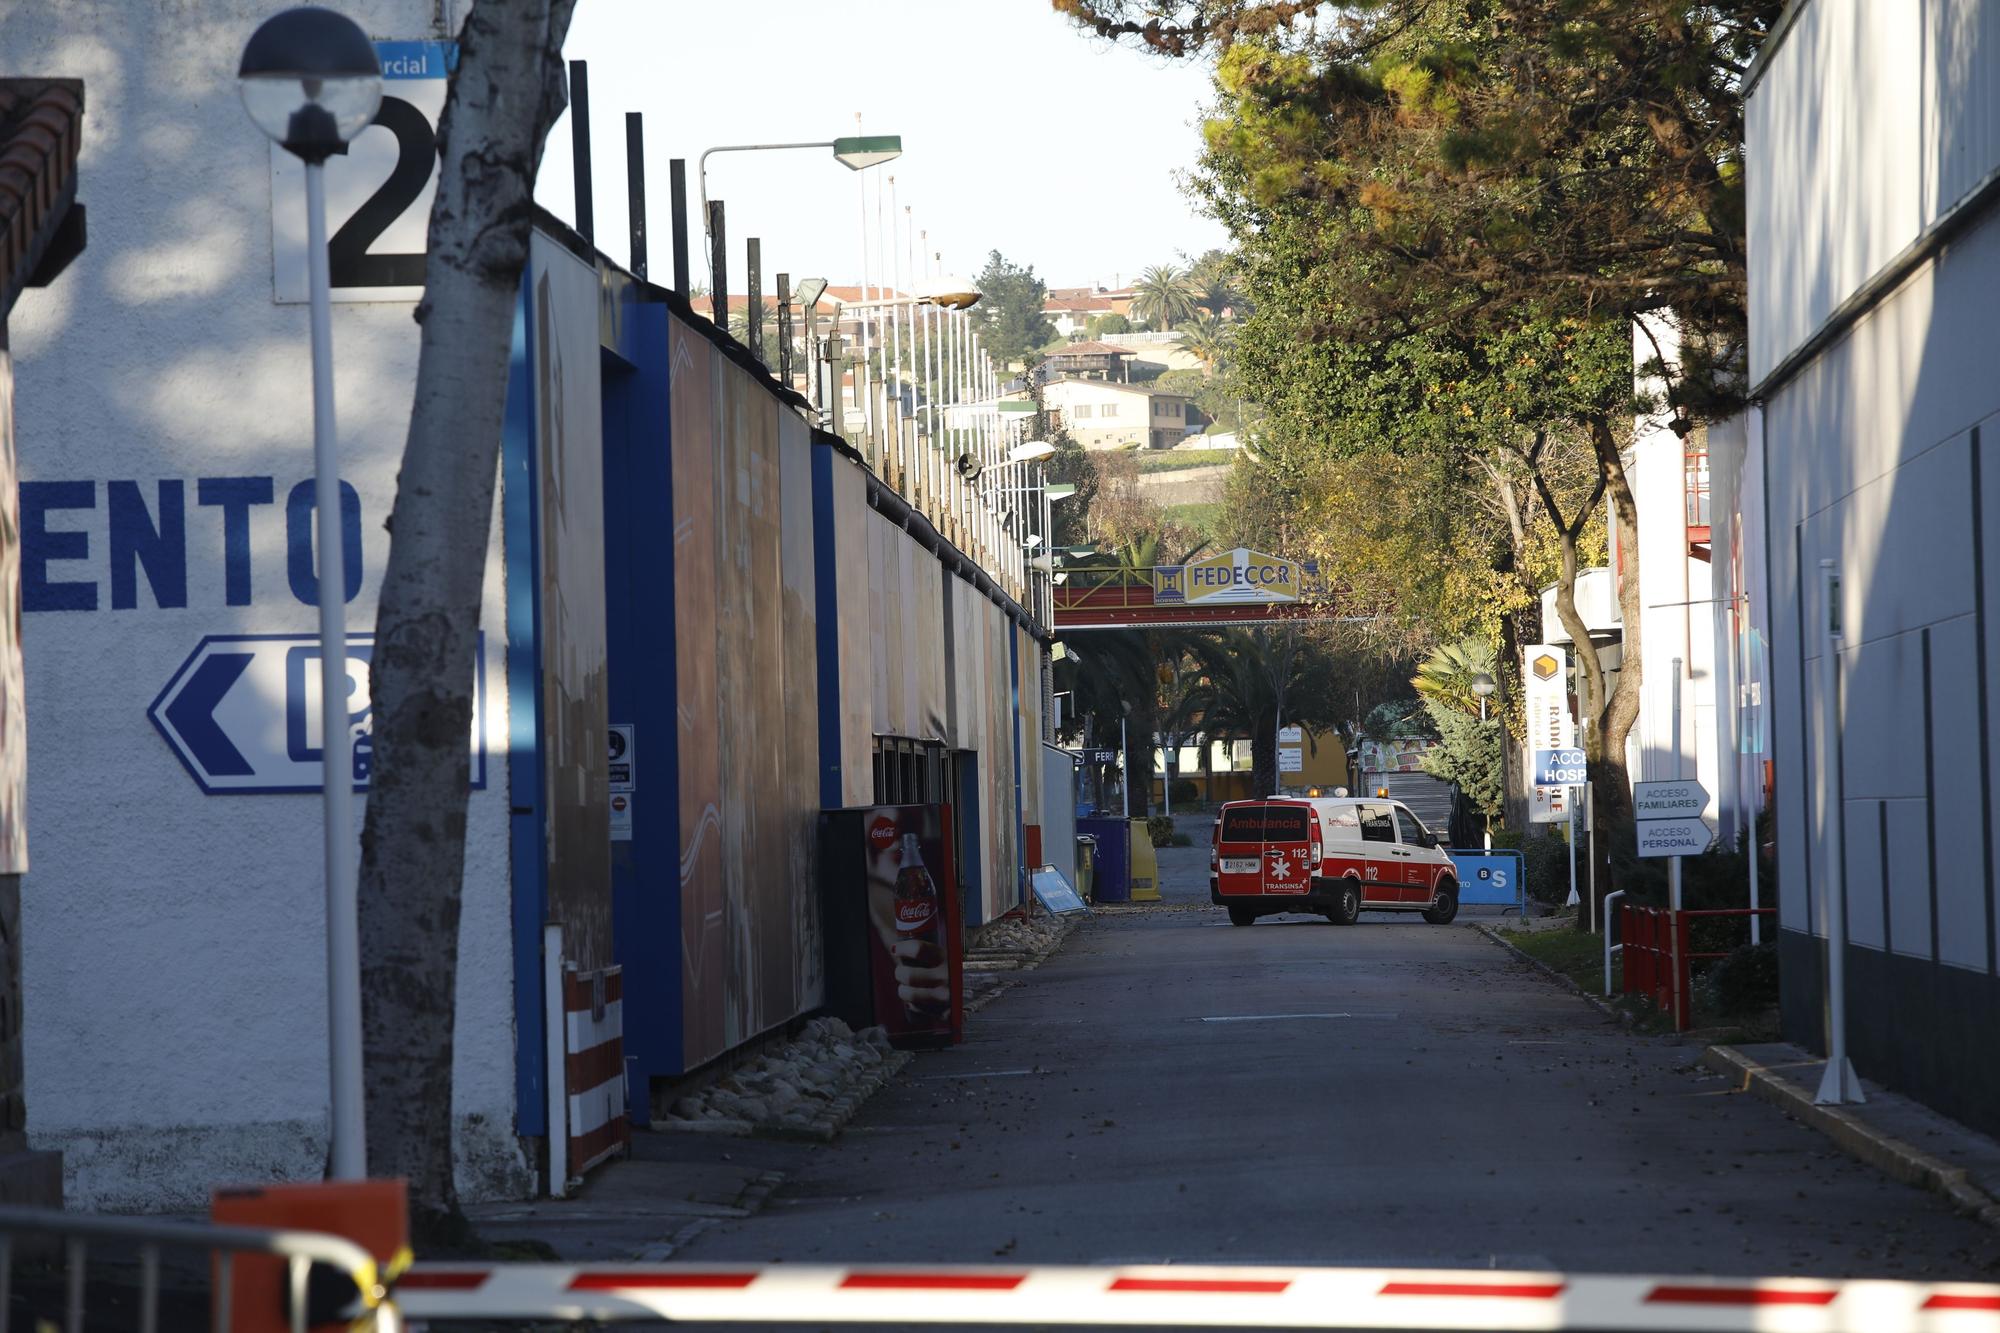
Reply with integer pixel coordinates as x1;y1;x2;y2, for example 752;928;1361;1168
1054;547;1339;630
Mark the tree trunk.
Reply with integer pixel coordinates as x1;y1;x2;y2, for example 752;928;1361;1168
356;0;577;1246
1585;413;1645;922
1124;711;1153;818
1251;711;1277;798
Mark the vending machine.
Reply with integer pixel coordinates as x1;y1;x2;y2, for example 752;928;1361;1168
819;804;964;1048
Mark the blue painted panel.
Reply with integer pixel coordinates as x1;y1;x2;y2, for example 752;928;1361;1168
1448;849;1526;910
811;447;843;810
604;300;684;1092
504;274;548;1135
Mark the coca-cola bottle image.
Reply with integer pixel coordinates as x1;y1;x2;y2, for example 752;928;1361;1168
890;833;950;1020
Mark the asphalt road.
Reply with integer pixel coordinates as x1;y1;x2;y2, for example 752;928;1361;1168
676;828;2000;1280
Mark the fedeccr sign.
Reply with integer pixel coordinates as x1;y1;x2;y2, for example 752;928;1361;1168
1153;548;1320;606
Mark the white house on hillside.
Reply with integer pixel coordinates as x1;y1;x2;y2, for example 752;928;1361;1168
1043;378;1195;451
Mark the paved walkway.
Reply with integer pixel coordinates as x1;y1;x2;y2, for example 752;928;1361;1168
659;847;2000;1278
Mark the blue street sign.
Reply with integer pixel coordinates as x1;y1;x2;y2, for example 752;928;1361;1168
148;633;486;794
1534;747;1587;786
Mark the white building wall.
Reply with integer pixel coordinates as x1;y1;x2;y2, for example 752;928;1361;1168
4;0;528;1208
1749;0;2000;1137
1749;0;2000;380
1626;320;1721;830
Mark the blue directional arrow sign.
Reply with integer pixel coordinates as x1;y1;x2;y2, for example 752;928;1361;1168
148;633;486;795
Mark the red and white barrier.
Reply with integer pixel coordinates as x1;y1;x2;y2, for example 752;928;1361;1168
562;964;628;1178
393;1262;2000;1329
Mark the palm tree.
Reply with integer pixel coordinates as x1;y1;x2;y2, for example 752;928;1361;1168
1411;638;1499;715
1174;313;1232;373
1187;250;1242;319
1190;627;1345;798
1131;264;1200;331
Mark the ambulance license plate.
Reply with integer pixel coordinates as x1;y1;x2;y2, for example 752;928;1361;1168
1221;858;1257;874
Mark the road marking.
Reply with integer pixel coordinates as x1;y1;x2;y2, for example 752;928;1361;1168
916;1068;1042;1080
1195;1012;1398;1023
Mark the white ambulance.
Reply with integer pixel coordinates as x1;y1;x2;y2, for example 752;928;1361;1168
1209;795;1459;927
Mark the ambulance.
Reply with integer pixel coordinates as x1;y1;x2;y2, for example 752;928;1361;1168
1209;794;1459;927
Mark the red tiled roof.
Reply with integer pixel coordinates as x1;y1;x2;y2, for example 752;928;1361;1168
0;79;84;317
1044;295;1114;312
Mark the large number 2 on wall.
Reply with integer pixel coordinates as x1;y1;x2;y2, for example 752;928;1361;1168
327;95;433;289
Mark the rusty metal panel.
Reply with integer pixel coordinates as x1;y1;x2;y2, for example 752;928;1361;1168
714;361;782;1046
909;552;946;743
531;237;611;972
669;321;725;1067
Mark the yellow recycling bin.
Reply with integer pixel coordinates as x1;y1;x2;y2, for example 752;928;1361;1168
1127;818;1161;902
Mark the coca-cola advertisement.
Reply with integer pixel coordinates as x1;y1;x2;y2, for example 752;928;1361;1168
818;804;963;1048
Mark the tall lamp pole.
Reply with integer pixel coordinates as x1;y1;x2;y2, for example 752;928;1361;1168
239;5;384;1182
1471;672;1497;850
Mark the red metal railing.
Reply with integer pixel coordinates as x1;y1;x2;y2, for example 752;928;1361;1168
1619;905;1775;1031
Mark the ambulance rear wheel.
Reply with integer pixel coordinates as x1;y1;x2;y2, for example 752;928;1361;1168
1329;879;1362;926
1423;881;1460;925
1228;905;1256;927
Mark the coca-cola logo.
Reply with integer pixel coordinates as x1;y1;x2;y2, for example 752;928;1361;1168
896;898;936;929
868;817;898;850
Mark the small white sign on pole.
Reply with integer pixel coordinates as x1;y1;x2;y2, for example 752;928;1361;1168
1633;778;1708;819
1632;779;1713;859
1636;818;1711;858
1278;747;1303;773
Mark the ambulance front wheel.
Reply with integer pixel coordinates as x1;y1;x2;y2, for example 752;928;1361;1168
1423;881;1460;925
1228;905;1256;927
1327;878;1361;926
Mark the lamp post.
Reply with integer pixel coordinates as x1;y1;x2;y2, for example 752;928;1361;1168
1471;672;1497;850
699;135;902;237
238;4;383;1183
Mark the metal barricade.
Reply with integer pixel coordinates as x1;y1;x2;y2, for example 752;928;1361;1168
0;1203;394;1333
1619;904;1777;1031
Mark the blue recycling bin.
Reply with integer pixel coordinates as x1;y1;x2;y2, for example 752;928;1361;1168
1076;817;1130;902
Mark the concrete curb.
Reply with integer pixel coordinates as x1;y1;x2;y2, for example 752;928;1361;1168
1699;1045;2000;1231
1471;922;1636;1030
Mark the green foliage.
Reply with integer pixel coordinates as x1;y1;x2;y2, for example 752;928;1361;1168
1139;448;1236;473
971;251;1058;365
1520;831;1572;906
1087;312;1133;337
1174;313;1233;372
1703;942;1780;1018
1170;777;1201;806
1412;638;1497;715
1131;263;1201;330
1418;700;1502;818
1146;815;1177;847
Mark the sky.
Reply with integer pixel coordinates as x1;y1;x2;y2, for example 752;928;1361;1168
532;0;1230;295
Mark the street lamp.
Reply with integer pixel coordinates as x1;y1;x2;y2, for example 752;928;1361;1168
700;134;903;235
1471;672;1498;850
239;5;382;1184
